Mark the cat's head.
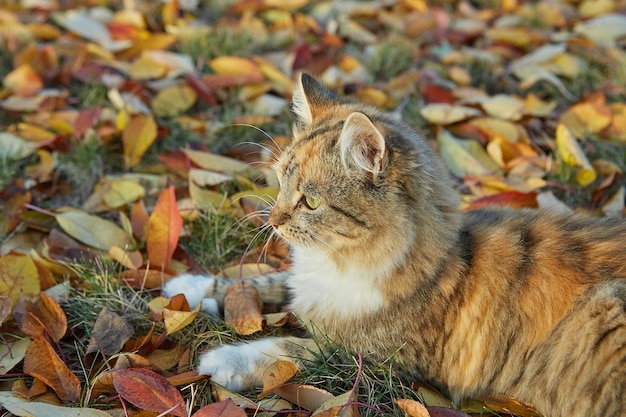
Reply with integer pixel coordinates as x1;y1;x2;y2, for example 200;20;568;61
269;74;459;269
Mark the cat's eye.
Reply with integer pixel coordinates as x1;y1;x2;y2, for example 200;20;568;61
303;194;322;210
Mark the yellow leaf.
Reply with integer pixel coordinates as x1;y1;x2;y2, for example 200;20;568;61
420;103;480;125
523;93;557;117
163;304;200;334
485;27;532;48
481;95;525;121
122;115;157;169
546;53;583;79
0;255;40;305
561;101;612;138
109;246;143;270
183;149;251;175
210;56;264;79
56;209;131;250
151;85;197;117
555;123;596;187
10;123;56;142
102;179;146;208
437;130;500;178
129;54;168;80
259;360;298;399
116;108;130;130
469;117;520;142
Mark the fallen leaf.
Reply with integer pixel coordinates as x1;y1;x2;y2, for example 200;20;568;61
437;130;500;178
193;399;247;417
272;383;334;411
109;246;143;270
420;103;481;125
122;115;158;169
12;378;48;400
397;399;430;417
555;123;596;186
312;390;359;417
102;179;146;208
56;209;131;251
13;293;67;342
0;391;112;417
0;337;31;374
163;303;201;334
210;56;264;79
0;254;41;305
224;282;265;335
184;149;252;175
3;64;43;96
427;406;471;417
113;368;187;417
86;307;134;356
259;360;298;398
146;185;182;269
151;84;197;117
480;95;525;121
23;337;81;402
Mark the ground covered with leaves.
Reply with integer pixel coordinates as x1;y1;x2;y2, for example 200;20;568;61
1;0;626;416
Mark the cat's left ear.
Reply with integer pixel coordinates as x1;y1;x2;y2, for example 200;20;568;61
339;112;386;179
291;73;337;130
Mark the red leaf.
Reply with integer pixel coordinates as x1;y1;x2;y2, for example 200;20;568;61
192;399;247;417
467;192;538;210
146;186;182;269
113;368;187;417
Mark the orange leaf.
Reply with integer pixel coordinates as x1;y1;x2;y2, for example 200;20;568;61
397;399;430;417
113;368;187;417
23;337;81;402
146;186;182;269
224;282;264;335
122;115;158;169
130;200;150;241
13;293;67;342
3;64;43;96
192;399;247;417
209;56;264;79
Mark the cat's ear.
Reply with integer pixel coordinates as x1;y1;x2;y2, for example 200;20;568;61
291;73;337;129
339;112;386;178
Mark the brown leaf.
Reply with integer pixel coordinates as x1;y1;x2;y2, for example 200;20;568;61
0;296;13;326
273;383;333;411
167;370;207;386
12;378;49;400
113;368;187;417
86;307;134;356
122;115;158;169
259;360;298;399
13;293;67;342
224;282;265;335
192;399;247;417
426;406;471;417
23;337;81;402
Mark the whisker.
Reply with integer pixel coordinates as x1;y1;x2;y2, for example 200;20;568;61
229;123;284;154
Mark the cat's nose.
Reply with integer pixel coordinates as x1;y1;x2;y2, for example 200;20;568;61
269;211;291;229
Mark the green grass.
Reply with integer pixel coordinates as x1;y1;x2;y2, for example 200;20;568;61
366;35;415;80
56;135;104;203
179;208;261;272
178;26;257;70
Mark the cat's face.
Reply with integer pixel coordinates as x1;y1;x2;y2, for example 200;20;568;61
268;74;430;265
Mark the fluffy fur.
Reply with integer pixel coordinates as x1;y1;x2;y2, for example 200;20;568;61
165;74;626;417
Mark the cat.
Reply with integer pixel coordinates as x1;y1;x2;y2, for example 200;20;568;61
164;73;626;417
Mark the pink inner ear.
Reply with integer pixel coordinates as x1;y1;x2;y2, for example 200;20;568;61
339;112;386;174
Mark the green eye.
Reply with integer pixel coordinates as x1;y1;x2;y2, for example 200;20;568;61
304;195;322;210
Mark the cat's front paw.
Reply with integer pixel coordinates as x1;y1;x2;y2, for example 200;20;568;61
162;274;218;315
197;339;289;392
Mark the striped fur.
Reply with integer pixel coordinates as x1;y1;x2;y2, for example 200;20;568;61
167;74;626;417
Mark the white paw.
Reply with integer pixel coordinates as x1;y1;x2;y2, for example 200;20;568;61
197;339;288;392
162;274;218;315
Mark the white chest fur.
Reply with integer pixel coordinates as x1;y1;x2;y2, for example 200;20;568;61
287;247;386;321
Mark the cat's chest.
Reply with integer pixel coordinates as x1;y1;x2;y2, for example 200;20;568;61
286;247;386;322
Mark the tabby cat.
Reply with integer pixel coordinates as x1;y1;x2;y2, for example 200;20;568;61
164;73;626;417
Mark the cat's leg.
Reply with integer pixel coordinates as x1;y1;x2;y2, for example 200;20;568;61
513;279;626;417
197;336;319;391
162;271;289;314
